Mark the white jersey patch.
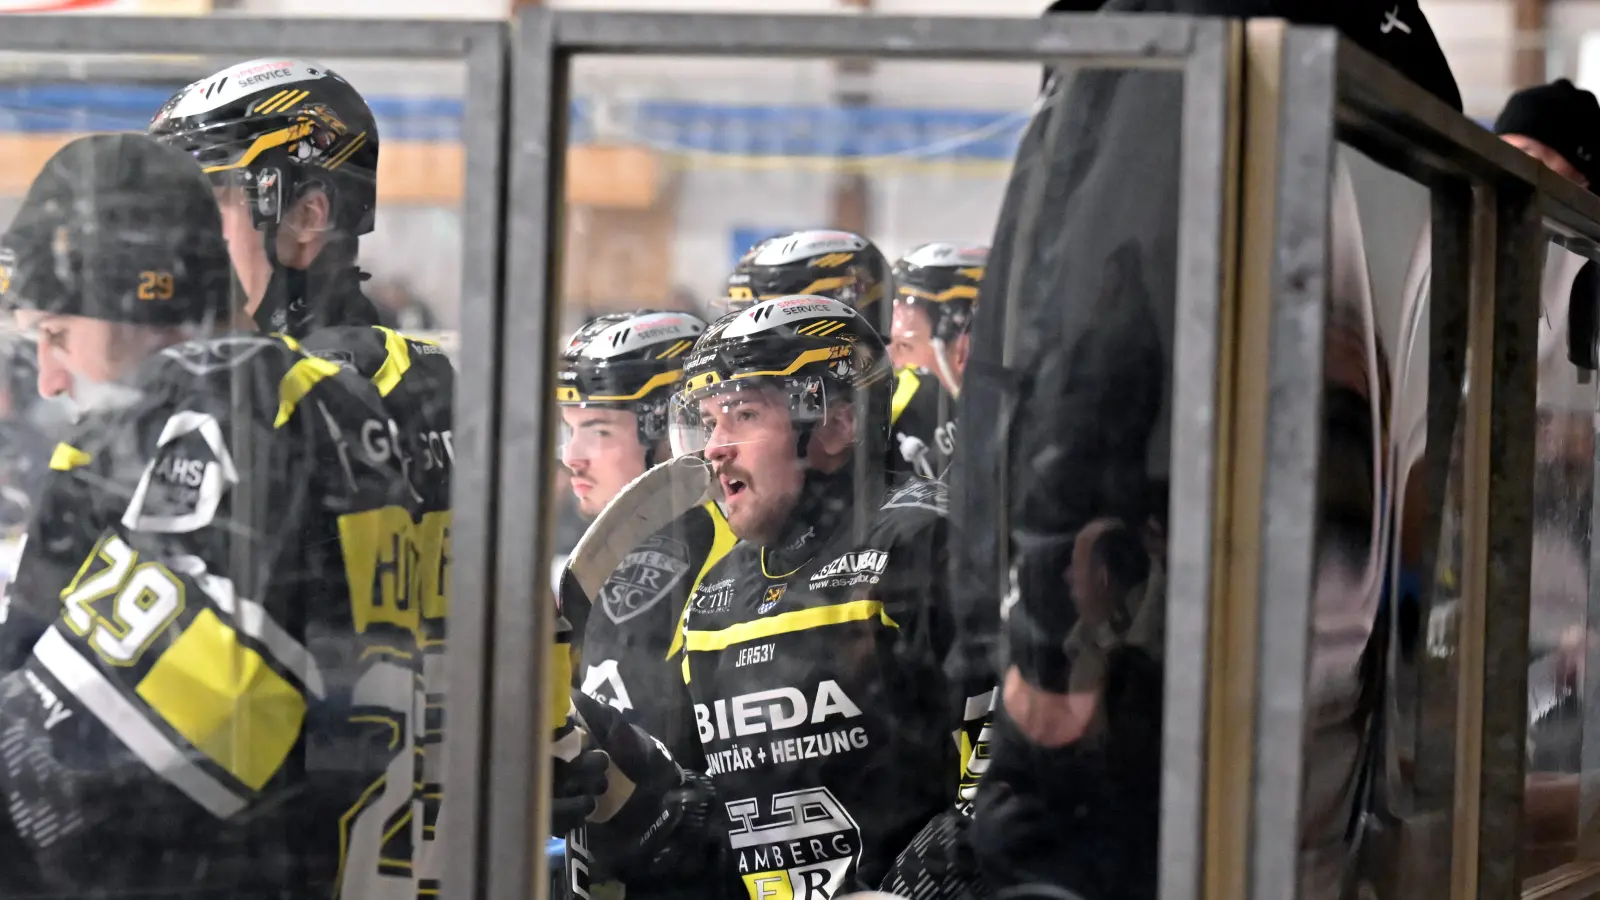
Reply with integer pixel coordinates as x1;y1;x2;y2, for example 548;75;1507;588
752;231;869;267
724;295;856;338
164;58;330;119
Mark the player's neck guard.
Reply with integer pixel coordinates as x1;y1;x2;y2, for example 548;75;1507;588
762;465;876;572
253;241;379;337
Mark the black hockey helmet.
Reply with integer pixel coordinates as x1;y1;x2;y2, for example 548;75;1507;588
557;310;708;451
721;230;892;325
721;236;775;314
892;242;988;344
0;134;234;329
149;59;379;237
671;295;893;461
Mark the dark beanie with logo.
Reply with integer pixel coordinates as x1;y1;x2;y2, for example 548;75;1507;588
1494;79;1600;188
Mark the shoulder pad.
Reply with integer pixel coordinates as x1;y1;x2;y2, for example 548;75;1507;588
882;479;948;516
295;325;391;377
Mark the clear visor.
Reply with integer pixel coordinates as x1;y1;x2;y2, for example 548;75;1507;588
669;376;827;458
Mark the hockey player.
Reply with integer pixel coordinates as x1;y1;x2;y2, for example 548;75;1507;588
148;58;455;509
149;64;458;892
885;243;986;481
557;309;729;764
0;133;453;898
662;295;974;897
719;230;946;483
555;309;746;900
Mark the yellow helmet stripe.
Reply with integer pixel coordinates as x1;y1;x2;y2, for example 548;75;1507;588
201;121;314;174
257;89;309;116
325;131;370;171
560;368;684;403
797;276;851;297
252;89;291;115
683;345;849;393
897;284;980;303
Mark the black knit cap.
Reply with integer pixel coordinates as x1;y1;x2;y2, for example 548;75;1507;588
0;133;234;328
1494;79;1600;187
1048;0;1462;113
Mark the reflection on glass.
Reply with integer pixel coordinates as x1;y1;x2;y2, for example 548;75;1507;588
1521;237;1599;884
0;52;463;897
1325;144;1464;897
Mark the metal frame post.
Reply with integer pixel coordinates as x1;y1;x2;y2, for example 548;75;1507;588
500;11;1239;900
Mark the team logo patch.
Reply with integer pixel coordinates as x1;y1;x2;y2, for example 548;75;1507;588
599;534;691;624
758;584;787;615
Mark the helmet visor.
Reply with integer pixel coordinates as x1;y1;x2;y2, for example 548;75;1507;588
669;376;828;458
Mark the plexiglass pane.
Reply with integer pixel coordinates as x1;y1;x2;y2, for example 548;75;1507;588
0;47;470;898
543;51;1194;900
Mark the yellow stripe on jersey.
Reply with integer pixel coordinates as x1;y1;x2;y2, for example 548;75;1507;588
684;598;898;654
135;608;307;791
891;368;921;425
49;442;91;471
548;634;573;732
275;354;343;427
371;326;413;397
667;501;738;660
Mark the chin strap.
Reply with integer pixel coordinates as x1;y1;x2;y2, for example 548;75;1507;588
932;338;962;399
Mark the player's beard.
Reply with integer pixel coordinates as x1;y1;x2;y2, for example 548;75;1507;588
720;462;802;547
62;369;143;422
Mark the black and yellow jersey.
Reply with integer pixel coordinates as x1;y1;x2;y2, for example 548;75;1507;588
566;501;735;900
680;473;966;899
577;500;736;769
889;368;957;481
0;332;448;899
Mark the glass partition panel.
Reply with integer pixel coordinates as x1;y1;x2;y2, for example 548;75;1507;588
499;13;1236;900
0;30;497;899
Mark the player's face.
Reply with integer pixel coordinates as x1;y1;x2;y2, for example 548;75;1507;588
888;301;937;373
214;184;273;313
214;184;330;317
700;387;806;545
560;406;647;518
15;310;148;402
